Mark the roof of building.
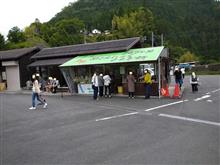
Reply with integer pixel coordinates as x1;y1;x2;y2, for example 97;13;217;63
0;47;40;61
29;58;71;67
31;37;141;60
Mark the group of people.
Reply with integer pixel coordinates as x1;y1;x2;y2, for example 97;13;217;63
91;69;153;100
91;73;112;100
174;66;199;93
126;70;152;99
45;77;59;93
29;67;200;108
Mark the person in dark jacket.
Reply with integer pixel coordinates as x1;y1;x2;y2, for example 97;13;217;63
98;73;104;97
174;67;183;89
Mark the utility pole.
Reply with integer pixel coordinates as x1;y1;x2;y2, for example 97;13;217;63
161;33;164;46
84;28;87;44
151;32;154;47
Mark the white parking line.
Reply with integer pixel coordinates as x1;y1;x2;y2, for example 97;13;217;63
144;100;189;112
159;113;220;127
211;88;220;93
96;100;189;122
194;95;211;102
96;112;138;121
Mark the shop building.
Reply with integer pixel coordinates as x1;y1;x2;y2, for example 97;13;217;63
60;46;169;97
29;37;141;87
0;47;40;91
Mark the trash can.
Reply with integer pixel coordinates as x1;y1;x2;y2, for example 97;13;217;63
117;86;123;94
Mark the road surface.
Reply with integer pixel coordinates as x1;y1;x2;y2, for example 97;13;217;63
0;75;219;165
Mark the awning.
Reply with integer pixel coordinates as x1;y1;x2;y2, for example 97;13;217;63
60;46;164;67
29;58;71;67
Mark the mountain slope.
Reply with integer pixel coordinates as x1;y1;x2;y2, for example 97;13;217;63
50;0;220;61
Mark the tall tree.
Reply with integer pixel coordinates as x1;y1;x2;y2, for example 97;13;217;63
7;26;26;43
48;18;85;46
0;33;5;50
112;7;155;38
178;51;199;63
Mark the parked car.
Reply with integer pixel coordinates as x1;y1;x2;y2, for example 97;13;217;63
179;63;192;69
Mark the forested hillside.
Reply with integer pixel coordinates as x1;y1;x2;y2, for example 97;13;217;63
50;0;220;62
1;0;220;63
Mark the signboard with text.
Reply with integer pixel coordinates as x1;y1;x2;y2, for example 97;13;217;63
61;46;164;67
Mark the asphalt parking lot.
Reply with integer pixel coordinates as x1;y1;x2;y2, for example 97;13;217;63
0;75;219;165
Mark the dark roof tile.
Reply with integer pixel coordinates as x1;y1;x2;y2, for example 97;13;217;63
31;37;141;59
29;58;71;67
0;47;40;61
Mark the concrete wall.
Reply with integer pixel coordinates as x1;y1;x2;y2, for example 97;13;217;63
2;61;21;91
5;65;21;91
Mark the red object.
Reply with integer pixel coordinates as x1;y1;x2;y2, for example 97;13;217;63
164;84;170;97
161;88;166;96
173;83;180;98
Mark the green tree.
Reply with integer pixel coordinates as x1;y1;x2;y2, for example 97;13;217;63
169;45;188;59
47;0;220;63
22;19;48;48
0;33;5;50
7;26;26;43
48;18;85;46
112;7;155;38
178;51;198;63
24;18;42;38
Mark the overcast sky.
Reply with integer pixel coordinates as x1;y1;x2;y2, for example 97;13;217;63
0;0;77;38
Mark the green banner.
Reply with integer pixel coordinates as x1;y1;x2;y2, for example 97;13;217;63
60;46;164;67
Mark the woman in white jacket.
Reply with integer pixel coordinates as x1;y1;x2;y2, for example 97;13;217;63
91;73;99;100
29;74;47;109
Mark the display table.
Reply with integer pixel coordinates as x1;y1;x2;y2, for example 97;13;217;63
122;82;159;96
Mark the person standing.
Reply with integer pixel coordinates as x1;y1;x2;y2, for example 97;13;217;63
91;72;99;100
98;73;104;97
190;72;199;93
127;71;135;98
174;67;183;89
29;74;47;110
103;73;112;98
109;72;115;95
52;78;59;93
180;67;185;79
144;70;152;99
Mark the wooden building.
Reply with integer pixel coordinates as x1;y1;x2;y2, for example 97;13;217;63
0;47;40;91
60;45;169;97
29;37;141;86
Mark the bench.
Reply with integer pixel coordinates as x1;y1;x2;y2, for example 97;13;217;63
56;87;69;97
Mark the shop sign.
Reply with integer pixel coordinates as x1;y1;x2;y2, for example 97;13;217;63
77;84;93;94
61;46;164;67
